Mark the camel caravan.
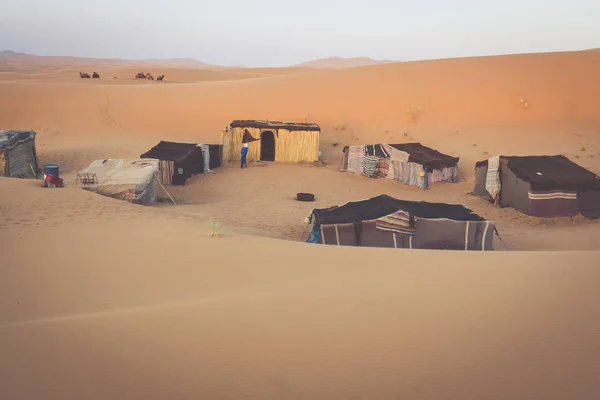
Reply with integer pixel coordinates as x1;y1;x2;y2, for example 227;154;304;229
78;71;164;81
134;72;165;81
79;72;100;79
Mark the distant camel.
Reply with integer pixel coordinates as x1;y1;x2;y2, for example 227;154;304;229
135;72;146;79
92;71;100;79
157;75;165;81
146;73;154;80
79;72;91;78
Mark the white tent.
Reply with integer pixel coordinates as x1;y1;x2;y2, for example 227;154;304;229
77;158;160;204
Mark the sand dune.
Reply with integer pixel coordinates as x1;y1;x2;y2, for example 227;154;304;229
293;56;396;68
2;50;599;132
1;48;600;398
1;49;213;68
1;181;599;399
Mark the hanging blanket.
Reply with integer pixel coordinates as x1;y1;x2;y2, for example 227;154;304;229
197;144;211;172
392;161;424;188
375;210;416;235
347;146;365;174
485;156;501;203
428;165;459;185
363;155;379;177
373;158;391;179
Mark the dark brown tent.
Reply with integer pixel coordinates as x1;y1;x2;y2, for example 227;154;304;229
306;194;495;250
140;141;204;185
141;141;223;185
473;155;600;218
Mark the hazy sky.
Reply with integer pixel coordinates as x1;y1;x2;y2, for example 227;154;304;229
1;0;599;67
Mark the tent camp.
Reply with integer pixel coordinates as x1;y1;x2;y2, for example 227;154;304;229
473;155;600;218
221;120;320;164
306;194;495;250
140;141;221;185
341;143;460;189
0;130;38;179
76;158;160;205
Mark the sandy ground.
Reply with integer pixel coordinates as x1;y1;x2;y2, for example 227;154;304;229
1;50;600;399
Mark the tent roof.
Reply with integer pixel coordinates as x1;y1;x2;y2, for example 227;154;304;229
365;142;459;169
311;194;487;225
230;120;321;132
79;158;159;187
0;130;36;149
140;141;200;162
476;155;600;191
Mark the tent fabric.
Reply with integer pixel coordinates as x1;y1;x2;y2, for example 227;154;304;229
158;160;176;185
197;144;211;173
578;191;600;219
388;143;459;169
207;144;223;169
364;143;458;169
77;158;160;205
197;144;222;172
231;120;321;132
311;194;488;225
141;141;201;163
485;156;501;202
0;130;38;178
476;155;600;192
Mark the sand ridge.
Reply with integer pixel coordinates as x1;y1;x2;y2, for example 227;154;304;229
1;212;599;399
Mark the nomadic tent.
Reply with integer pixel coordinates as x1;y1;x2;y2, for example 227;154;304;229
0;130;38;178
306;194;495;250
76;158;160;205
473;155;600;218
139;141;218;185
221;120;320;164
341;143;460;189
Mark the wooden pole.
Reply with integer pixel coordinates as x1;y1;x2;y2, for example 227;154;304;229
154;172;177;205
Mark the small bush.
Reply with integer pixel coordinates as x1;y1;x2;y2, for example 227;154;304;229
208;219;223;237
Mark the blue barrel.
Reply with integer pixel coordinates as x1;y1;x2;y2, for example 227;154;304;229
43;164;59;187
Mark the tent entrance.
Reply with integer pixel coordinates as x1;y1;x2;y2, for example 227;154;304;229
260;131;275;161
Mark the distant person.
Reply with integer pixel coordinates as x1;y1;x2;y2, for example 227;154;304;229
241;143;249;168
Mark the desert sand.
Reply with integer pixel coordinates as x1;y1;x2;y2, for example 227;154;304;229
1;49;600;399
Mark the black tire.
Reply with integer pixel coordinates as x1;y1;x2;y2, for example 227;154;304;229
297;193;315;202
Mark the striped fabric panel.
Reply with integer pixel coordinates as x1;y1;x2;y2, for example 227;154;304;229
485;156;501;201
363;155;379;177
385;159;396;180
428;165;459;184
347;146;365;174
376;210;416;235
159;160;174;185
528;191;577;200
382;144;410;163
373;159;391;179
